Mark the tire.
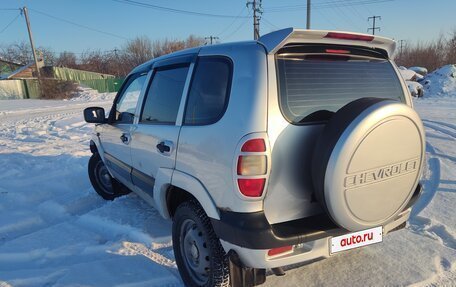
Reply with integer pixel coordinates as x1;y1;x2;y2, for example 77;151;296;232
312;98;425;231
173;200;230;287
88;153;130;200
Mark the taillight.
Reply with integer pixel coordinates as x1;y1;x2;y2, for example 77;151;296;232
237;178;265;197
237;155;267;176
241;138;266;152
236;138;268;198
268;245;293;257
324;32;374;42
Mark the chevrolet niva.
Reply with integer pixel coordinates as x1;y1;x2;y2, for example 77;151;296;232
84;28;425;287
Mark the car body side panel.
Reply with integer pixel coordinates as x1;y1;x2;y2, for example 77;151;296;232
175;42;268;213
263;54;324;224
168;170;221;220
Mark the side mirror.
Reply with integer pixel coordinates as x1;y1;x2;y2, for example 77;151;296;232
84;107;107;124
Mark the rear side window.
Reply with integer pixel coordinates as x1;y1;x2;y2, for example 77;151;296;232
276;47;405;124
184;57;232;125
140;65;189;124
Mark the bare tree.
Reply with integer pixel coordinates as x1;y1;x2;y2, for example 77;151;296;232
395;33;451;71
1;35;206;77
56;51;78;68
122;36;154;68
0;41;56;66
185;35;205;48
446;29;456;65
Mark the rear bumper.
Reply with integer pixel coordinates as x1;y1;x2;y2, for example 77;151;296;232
212;183;422;269
220;207;412;269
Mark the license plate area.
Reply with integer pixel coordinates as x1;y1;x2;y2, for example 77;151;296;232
330;226;383;254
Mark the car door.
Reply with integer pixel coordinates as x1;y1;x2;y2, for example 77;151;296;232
130;55;194;199
101;72;148;187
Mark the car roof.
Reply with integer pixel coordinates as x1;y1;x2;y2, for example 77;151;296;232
128;28;397;76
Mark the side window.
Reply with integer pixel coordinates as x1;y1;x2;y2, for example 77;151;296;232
140;65;189;124
184;57;231;125
115;74;147;123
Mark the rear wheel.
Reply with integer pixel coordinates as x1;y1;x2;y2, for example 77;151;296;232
88;153;130;200
173;200;230;287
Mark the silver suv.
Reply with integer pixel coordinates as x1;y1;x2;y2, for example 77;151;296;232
84;28;425;287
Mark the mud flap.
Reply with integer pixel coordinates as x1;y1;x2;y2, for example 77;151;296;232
228;250;266;287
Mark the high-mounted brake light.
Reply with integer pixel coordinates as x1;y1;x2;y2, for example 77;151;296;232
241;139;266;152
326;49;350;54
325;32;374;42
268;245;293;257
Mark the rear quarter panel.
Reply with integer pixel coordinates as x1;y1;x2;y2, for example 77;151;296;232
175;42;268;213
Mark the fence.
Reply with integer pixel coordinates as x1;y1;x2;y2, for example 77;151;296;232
49;66;115;81
49;67;123;93
0;79;40;99
79;78;124;93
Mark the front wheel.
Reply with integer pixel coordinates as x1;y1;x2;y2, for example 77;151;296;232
88;153;130;200
173;200;230;287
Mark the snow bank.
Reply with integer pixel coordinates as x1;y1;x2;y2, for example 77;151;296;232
422;64;456;98
409;66;428;76
69;86;116;102
407;81;424;97
399;66;419;81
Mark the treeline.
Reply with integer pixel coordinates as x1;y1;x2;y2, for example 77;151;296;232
0;35;205;77
395;30;456;71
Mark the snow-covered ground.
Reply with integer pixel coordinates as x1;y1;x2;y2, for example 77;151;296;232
0;88;455;286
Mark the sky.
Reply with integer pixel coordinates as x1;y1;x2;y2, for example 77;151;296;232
0;0;455;55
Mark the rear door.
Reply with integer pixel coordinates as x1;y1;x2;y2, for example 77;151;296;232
264;44;407;224
130;55;194;198
101;73;147;186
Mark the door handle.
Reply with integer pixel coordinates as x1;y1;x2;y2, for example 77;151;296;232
156;141;172;154
120;133;130;144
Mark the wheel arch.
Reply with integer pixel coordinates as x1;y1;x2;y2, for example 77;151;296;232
154;169;220;220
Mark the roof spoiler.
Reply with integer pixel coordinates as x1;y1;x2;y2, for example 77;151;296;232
258;28;396;58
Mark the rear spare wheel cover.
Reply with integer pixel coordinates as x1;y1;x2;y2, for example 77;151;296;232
314;99;425;231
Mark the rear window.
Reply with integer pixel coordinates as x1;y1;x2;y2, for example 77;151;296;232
276;46;405;124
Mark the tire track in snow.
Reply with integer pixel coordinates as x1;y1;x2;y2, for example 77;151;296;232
409;142;456;251
422;120;456;139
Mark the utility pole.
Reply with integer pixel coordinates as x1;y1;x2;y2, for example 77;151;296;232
205;36;219;45
246;0;263;40
367;16;381;35
306;0;311;29
21;7;41;79
398;39;406;58
21;6;43;97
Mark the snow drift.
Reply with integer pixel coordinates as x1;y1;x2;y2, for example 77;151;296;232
422;64;456;98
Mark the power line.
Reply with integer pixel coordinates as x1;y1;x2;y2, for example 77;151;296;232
314;7;341;30
264;0;394;13
0;8;20;11
368;15;381;35
112;0;249;19
224;12;251;40
261;17;279;30
0;11;21;33
29;8;128;40
216;7;248;37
